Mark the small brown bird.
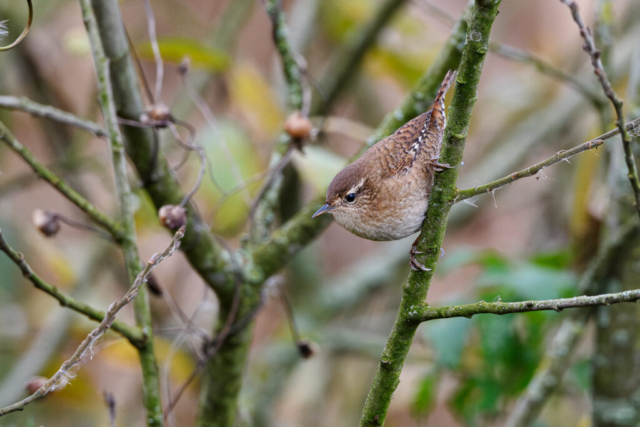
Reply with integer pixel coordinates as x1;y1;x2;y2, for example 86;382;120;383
312;70;457;271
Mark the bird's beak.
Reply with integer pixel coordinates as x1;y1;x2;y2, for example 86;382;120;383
312;204;335;218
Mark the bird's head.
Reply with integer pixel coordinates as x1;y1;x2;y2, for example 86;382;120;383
312;161;373;220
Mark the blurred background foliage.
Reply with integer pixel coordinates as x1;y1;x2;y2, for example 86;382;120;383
0;0;639;426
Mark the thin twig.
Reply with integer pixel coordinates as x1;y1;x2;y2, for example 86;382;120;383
0;227;185;417
488;42;606;108
0;96;108;136
0;0;32;51
179;68;253;206
418;288;640;322
560;0;640;220
0;229;144;344
0;120;124;240
454;117;640;203
142;0;164;103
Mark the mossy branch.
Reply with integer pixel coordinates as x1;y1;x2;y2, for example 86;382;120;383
80;0;164;424
454;117;640;203
360;1;501;425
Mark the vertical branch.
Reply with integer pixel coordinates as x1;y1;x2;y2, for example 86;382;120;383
560;0;640;220
79;1;164;425
359;1;501;425
265;0;304;111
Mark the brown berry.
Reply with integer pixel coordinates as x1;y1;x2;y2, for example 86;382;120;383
32;209;60;237
159;205;187;229
284;112;313;140
25;376;47;394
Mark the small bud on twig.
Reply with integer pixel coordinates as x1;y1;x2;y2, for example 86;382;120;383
32;209;60;237
25;376;47;394
159;205;187;229
142;104;172;125
284;111;313;140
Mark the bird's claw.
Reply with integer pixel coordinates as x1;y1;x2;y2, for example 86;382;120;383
410;246;431;272
429;157;452;172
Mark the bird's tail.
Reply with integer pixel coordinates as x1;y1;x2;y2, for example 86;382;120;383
429;69;457;131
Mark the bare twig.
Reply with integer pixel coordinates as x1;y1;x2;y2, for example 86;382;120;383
0;120;124;239
488;42;606;108
179;69;252;206
560;0;640;220
0;229;144;343
0;96;107;136
142;0;164;103
0;0;32;51
454;117;640;203
0;227;185;417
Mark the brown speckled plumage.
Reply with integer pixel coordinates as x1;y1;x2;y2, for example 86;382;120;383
313;70;457;269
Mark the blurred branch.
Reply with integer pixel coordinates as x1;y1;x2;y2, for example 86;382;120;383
0;227;185;417
560;0;640;221
264;0;304;111
488;42;607;108
420;1;606;109
80;0;165;424
360;2;501;425
249;0;309;242
504;223;638;427
454;117;640;203
367;4;470;147
0;0;32;51
90;0;233;298
0;229;144;345
0;96;107;136
313;0;410;114
0;120;124;239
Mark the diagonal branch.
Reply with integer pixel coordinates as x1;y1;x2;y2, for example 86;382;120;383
80;0;165;424
0;227;185;417
0;120;124;240
560;0;640;220
454;117;640;203
0;229;144;345
0;96;107;136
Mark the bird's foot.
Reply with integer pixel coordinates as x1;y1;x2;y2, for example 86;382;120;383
410;244;431;272
428;157;452;172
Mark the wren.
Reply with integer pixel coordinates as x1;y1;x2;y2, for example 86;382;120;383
312;70;457;271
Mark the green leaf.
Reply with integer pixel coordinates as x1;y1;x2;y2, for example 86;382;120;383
570;358;592;391
423;317;471;368
411;372;439;417
136;38;231;72
529;250;573;270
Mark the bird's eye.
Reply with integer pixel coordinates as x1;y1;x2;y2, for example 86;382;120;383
345;193;356;203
